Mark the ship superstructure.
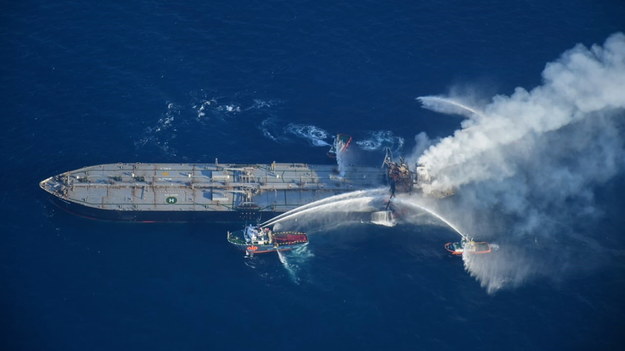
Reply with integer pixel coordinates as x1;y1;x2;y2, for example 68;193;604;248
40;161;385;222
382;148;416;196
382;148;454;198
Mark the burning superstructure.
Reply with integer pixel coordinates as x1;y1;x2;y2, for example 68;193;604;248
383;148;453;198
383;149;414;195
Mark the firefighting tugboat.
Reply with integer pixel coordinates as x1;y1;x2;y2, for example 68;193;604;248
444;237;493;255
227;225;308;256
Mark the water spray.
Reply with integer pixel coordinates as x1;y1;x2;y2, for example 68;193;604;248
417;96;486;119
392;197;467;239
259;188;386;227
262;196;379;227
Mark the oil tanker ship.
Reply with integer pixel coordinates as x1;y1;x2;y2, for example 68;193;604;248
39;134;447;223
40;160;386;223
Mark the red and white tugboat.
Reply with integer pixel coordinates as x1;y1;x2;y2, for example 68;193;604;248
227;225;308;256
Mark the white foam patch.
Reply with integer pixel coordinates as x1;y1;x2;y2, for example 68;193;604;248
193;99;241;119
355;130;404;152
285;123;331;147
259;118;279;141
135;101;180;156
192;95;281;120
195;99;215;119
136;94;282;156
250;99;280;109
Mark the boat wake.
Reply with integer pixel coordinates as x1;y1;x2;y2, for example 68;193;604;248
276;246;315;285
276;250;300;284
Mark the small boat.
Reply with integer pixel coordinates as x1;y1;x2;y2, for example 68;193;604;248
444;238;492;255
227;225;308;255
327;134;352;158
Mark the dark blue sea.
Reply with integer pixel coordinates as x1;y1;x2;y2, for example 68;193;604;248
2;1;625;350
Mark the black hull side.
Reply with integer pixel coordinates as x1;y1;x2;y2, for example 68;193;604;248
47;197;281;223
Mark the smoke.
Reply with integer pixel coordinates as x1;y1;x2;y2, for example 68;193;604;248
414;33;625;293
405;132;433;167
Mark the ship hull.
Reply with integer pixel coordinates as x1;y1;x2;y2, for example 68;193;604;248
47;196;281;223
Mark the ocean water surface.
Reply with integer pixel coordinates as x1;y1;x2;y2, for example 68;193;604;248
1;1;625;350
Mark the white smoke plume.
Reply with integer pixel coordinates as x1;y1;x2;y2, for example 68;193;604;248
415;33;625;293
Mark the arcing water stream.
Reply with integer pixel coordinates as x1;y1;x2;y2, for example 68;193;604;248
262;196;379;227
391;196;467;239
416;96;486;119
260;188;386;227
